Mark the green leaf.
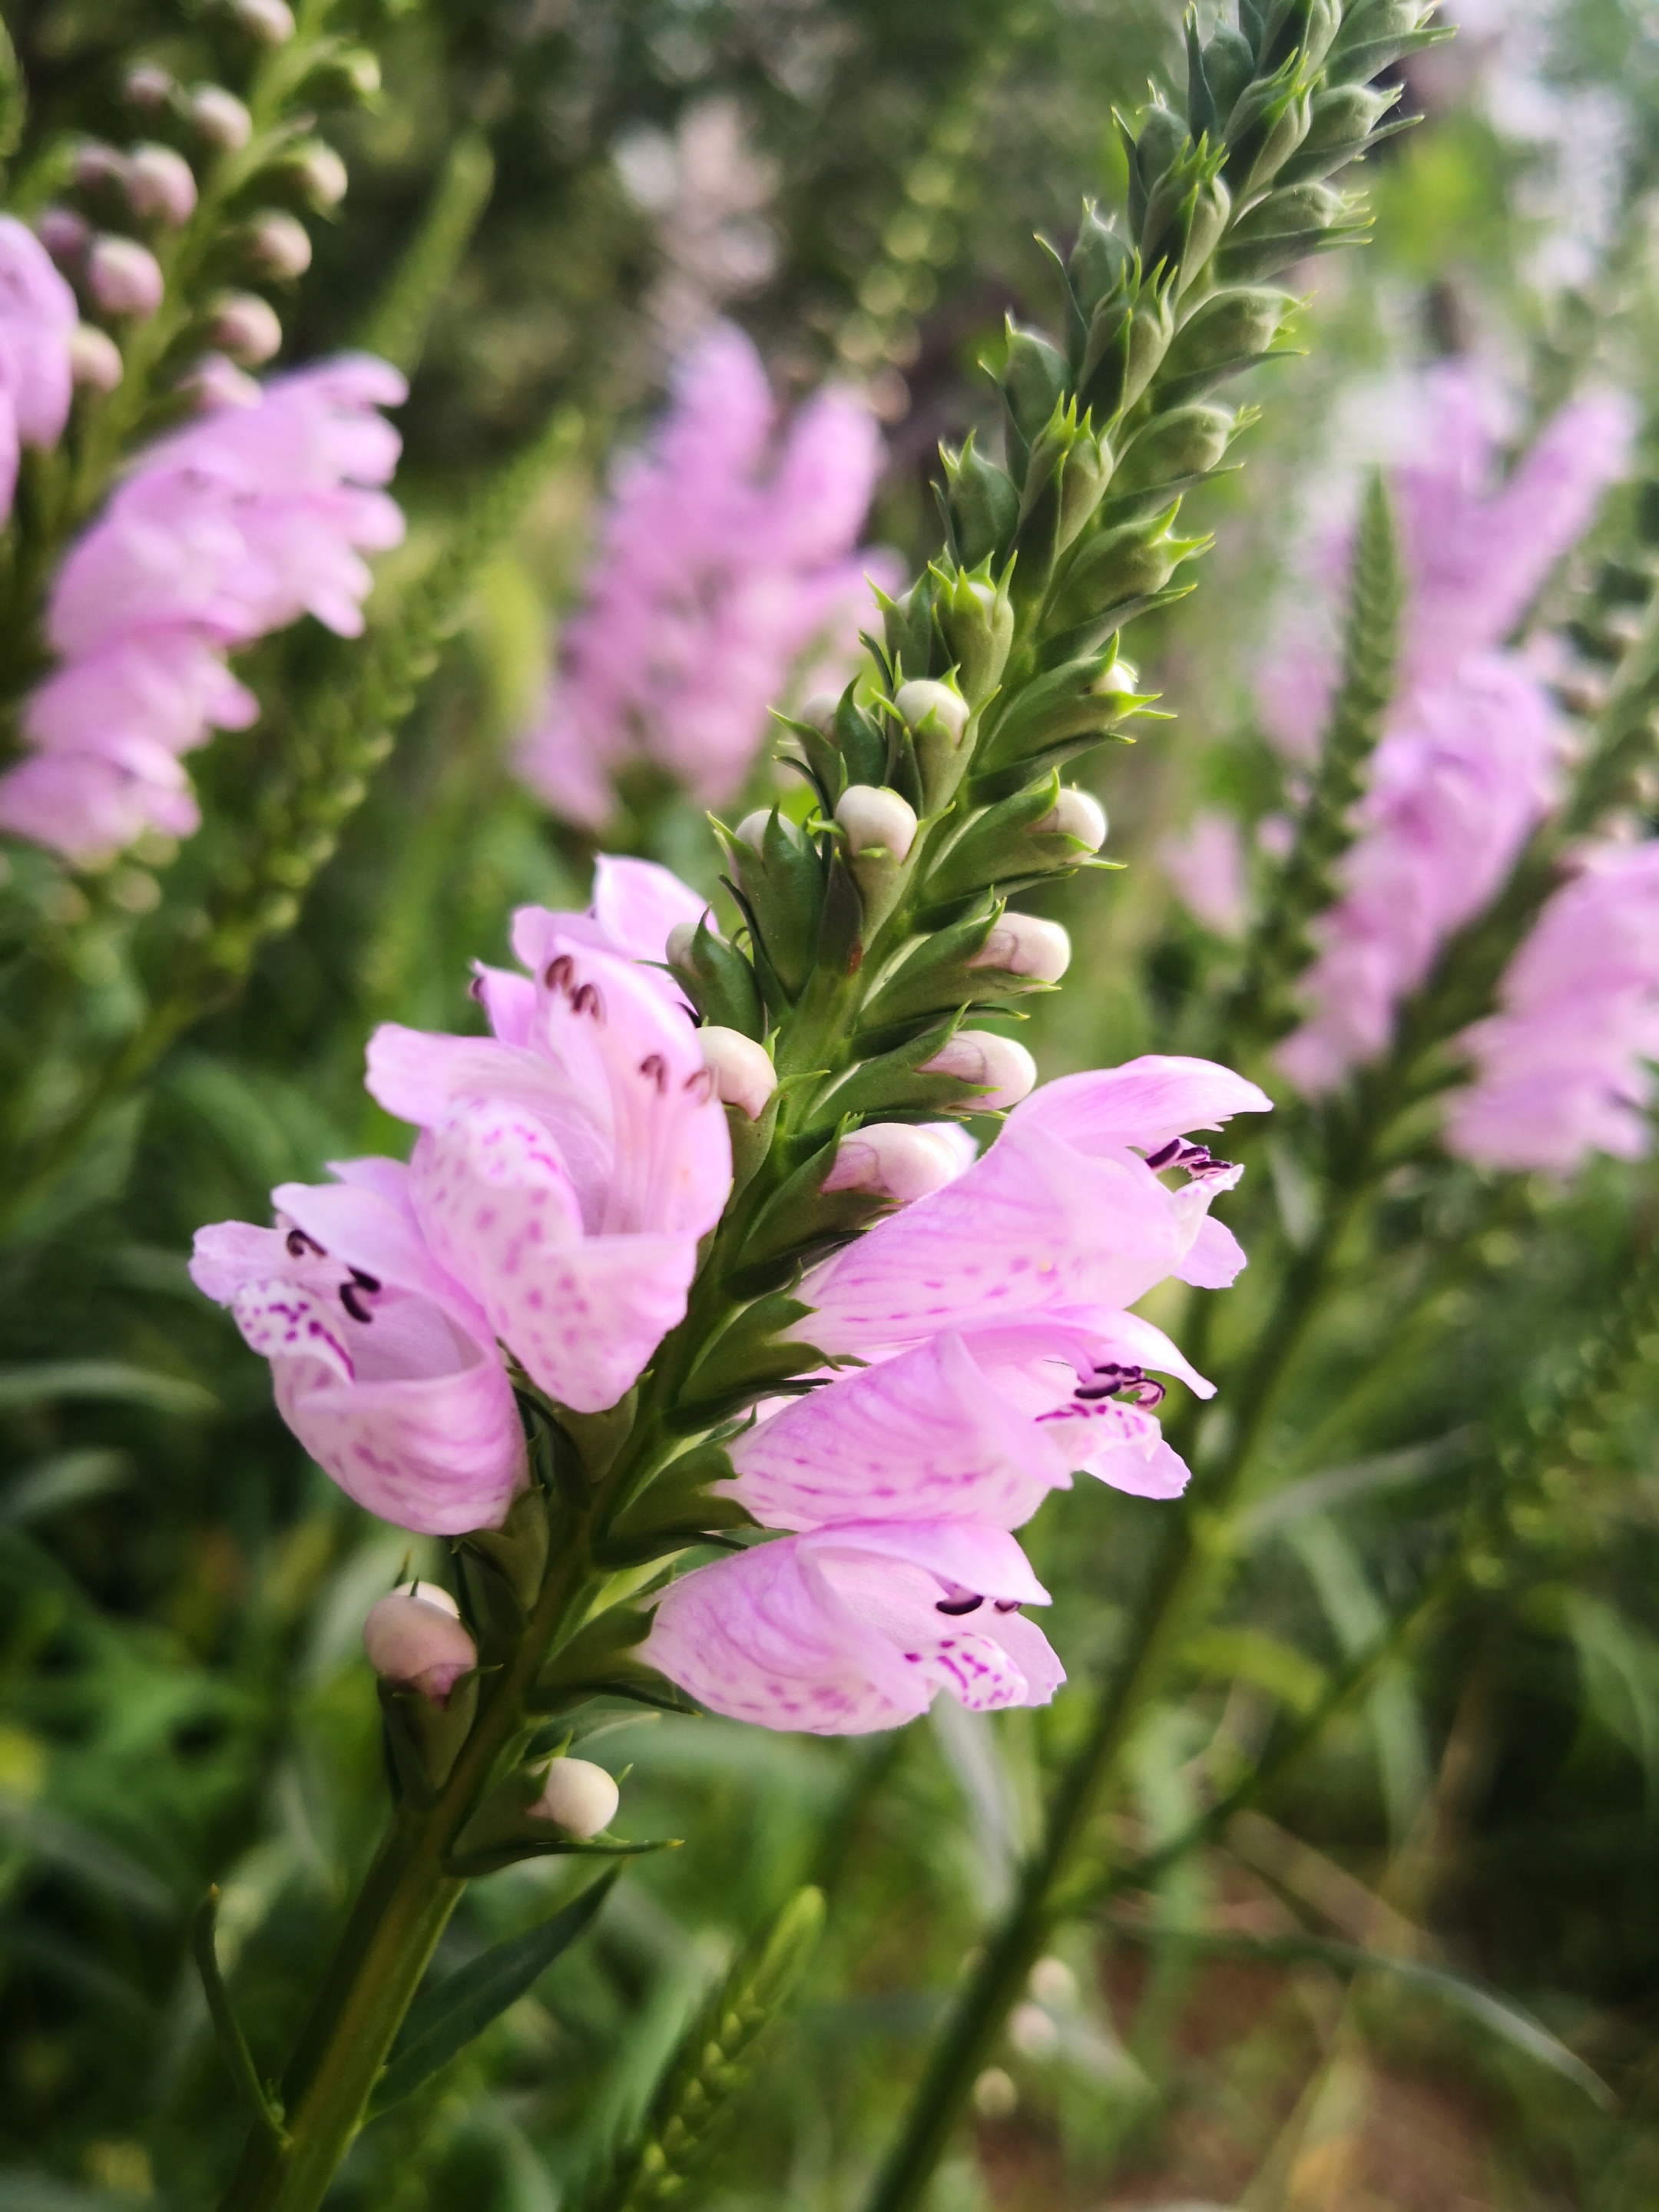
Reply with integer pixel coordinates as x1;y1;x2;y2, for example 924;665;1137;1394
1183;1626;1329;1716
0;1362;217;1419
355;131;495;376
192;1889;288;2142
369;1870;619;2116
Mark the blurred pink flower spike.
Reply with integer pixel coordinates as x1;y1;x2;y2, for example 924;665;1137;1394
366;933;731;1413
0;216;78;520
800;1056;1271;1357
726;1313;1211;1535
642;1520;1065;1735
515;320;899;827
190;1159;527;1537
1159;810;1249;939
1445;840;1659;1175
1257;366;1637;1095
0;354;405;863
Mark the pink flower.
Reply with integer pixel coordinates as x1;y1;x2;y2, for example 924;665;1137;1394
1445;840;1659;1174
725;1313;1213;1532
515;321;899;828
0;354;405;863
641;1519;1065;1734
190;1157;527;1536
0;216;78;518
1264;367;1636;1094
1159;810;1249;938
366;926;731;1413
799;1057;1271;1357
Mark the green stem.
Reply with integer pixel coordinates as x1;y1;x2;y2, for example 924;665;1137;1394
214;1531;597;2212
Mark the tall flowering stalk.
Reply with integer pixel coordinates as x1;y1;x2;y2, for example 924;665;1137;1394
157;10;1434;2210
516;320;896;830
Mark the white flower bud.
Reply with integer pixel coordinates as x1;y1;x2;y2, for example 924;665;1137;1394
822;1122;968;1204
68;324;124;392
836;783;918;862
247;210;312;277
1008;2001;1061;2059
972;2067;1018;2120
968;914;1071;982
211;290;282;363
363;1584;476;1704
231;0;296;43
699;1025;776;1120
919;1031;1037;1110
124;65;177;112
292;142;348;209
87;236;164;319
38;208;89;265
893;678;969;747
1035;787;1107;851
735;809;775;852
126;144;197;227
532;1757;619;1840
337;51;382;97
798;690;841;735
1092;654;1139;697
665;919;705;967
180;352;263;411
189;86;254;151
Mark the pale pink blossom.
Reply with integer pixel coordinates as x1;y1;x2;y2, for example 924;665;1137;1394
190;1158;527;1536
642;1519;1065;1734
1266;367;1636;1093
1159;810;1249;938
515;321;898;828
799;1057;1270;1358
0;217;78;518
1445;840;1659;1174
366;927;731;1413
0;354;405;862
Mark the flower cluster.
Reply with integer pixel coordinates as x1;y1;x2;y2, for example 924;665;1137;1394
644;1060;1270;1734
515;321;897;829
190;859;734;1533
0;355;406;864
1221;366;1635;1094
1445;839;1659;1174
0;218;80;519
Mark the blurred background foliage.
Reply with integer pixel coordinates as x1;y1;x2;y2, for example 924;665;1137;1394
7;0;1659;2208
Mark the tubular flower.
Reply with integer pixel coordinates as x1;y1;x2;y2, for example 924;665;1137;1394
644;1056;1264;1735
515;320;899;828
1256;366;1635;1094
642;1520;1065;1735
797;1057;1271;1356
190;1158;527;1536
366;923;731;1414
0;216;78;518
0;353;405;863
1445;840;1659;1175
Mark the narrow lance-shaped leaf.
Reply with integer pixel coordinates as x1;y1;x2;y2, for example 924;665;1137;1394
192;1889;289;2143
369;1869;621;2116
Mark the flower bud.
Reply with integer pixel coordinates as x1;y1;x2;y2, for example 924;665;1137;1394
210;290;282;363
247;210;312;277
74;142;127;193
894;678;969;748
181;352;263;411
124;65;177;111
126;144;197;227
969;914;1071;982
531;1757;619;1840
919;1031;1037;1111
363;1584;476;1704
1035;787;1107;850
797;690;841;736
38;207;89;265
735;809;773;853
190;86;253;151
699;1025;777;1119
836;783;917;861
232;0;296;41
68;324;124;392
1094;654;1139;698
290;141;348;209
823;1122;969;1204
88;237;164;319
